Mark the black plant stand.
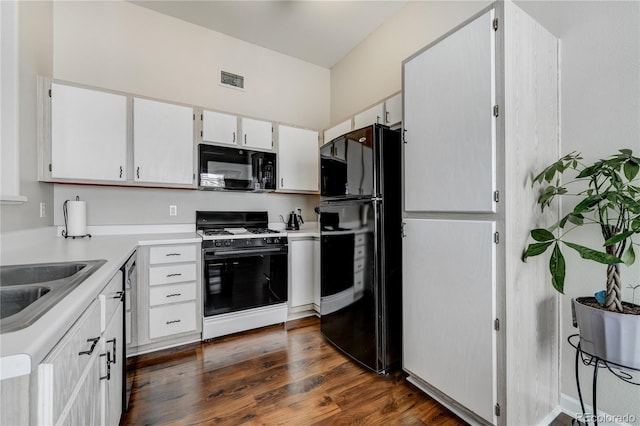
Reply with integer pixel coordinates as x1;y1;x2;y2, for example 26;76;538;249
568;334;640;426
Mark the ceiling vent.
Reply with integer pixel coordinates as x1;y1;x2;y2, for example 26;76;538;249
220;71;244;89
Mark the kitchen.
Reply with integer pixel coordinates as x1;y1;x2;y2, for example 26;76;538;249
1;0;639;425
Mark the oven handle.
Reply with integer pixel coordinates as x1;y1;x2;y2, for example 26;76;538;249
205;247;287;259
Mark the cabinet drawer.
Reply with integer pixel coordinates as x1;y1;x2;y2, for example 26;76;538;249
149;302;197;339
354;245;365;260
149;245;196;264
149;282;197;306
355;234;366;246
99;271;123;332
149;263;196;286
354;258;365;273
38;300;101;424
354;270;364;293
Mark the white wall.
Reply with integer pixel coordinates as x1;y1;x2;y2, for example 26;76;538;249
1;1;54;232
331;0;640;422
51;1;328;228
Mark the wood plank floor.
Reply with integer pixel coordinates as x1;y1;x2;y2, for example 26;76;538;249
122;316;467;425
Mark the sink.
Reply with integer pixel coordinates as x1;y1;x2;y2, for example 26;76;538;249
0;260;106;332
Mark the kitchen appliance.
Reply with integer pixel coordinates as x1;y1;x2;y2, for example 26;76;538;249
123;252;136;411
319;124;402;374
196;211;288;340
285;209;304;230
198;144;276;191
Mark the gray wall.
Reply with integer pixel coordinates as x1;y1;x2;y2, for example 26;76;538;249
1;1;54;233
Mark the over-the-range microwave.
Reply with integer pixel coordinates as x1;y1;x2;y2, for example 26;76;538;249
198;144;276;192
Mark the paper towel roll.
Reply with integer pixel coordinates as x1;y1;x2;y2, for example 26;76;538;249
65;200;87;236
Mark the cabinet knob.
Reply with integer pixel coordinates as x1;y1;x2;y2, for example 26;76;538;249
119;166;123;178
166;273;182;278
244;134;247;144
78;337;100;356
386;111;390;124
233;132;236;143
136;166;140;179
166;319;181;325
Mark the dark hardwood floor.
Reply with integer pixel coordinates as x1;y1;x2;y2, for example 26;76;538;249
122;316;466;425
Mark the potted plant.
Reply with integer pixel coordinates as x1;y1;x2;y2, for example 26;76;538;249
523;149;640;369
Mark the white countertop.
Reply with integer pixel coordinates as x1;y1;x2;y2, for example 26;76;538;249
0;227;200;379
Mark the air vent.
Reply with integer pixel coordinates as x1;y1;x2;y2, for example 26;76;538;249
220;71;244;89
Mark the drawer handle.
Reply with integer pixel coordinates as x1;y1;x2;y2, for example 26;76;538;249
166;319;181;325
99;353;111;381
166;293;182;298
79;337;100;356
166;273;183;278
165;253;182;257
112;291;124;300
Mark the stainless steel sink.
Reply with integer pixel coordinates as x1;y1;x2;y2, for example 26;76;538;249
0;260;106;332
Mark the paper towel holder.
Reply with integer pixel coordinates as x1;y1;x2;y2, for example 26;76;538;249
62;195;92;239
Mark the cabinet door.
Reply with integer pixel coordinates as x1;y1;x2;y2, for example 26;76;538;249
277;125;319;192
202;110;238;146
240;117;272;150
404;10;496;213
289;239;315;307
101;303;123;426
51;83;127;181
313;238;320;309
57;352;101;426
323;119;352;144
384;93;402;125
353;103;384;129
402;218;496;423
133;98;194;185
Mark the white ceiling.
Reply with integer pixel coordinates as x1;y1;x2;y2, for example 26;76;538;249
130;1;407;68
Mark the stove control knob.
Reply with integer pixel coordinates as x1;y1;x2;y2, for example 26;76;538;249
273;238;280;244
214;241;222;247
266;238;272;244
224;240;231;247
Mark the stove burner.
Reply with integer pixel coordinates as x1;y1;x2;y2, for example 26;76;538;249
202;229;232;236
247;228;279;234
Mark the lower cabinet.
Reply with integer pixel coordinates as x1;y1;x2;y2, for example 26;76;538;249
134;242;202;354
288;236;320;318
37;270;124;426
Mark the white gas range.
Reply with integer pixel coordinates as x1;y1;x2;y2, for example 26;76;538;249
196;211;289;340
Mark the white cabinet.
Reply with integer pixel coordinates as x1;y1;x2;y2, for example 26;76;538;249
133;98;194;185
202;110;238;146
384;93;402;126
101;302;123;426
323;119;352;144
277;125;319;192
241;117;273;150
353;102;384;129
137;242;201;352
288;236;320;317
50;83;127;181
402;3;559;425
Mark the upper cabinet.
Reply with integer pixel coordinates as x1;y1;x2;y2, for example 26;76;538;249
241;117;273;151
202;110;237;146
324;119;352;145
384;93;402;126
133;98;194;185
49;83;127;182
353;103;384;129
277;125;319;192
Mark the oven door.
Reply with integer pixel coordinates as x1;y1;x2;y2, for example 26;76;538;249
202;247;288;316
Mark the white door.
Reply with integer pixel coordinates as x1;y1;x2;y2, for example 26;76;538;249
51;83;127;181
277;125;318;191
241;117;272;150
323;119;351;144
289;239;315;307
202;110;238;146
402;218;496;423
404;10;496;213
384;93;402;126
101;303;123;426
133;98;194;185
353;103;384;129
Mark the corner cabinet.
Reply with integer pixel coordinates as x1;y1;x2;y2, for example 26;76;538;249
135;242;202;354
48;82;128;182
288;235;320;319
277;125;319;192
132;98;195;186
402;3;559;425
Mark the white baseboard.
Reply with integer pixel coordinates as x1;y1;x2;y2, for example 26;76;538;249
560;393;636;426
202;303;287;339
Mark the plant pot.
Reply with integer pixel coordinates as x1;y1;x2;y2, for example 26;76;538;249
573;297;640;370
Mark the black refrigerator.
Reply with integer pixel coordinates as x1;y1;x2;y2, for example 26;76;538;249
319;124;402;374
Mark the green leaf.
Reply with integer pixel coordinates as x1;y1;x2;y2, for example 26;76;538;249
567;213;585;226
620;149;633;156
522;241;554;261
573;194;604;214
624;160;640;181
550;243;566;293
531;229;555;242
576;163;601;178
621;243;636;266
563;241;623;264
603;231;635;247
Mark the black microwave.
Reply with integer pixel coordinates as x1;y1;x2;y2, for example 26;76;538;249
198;144;276;191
